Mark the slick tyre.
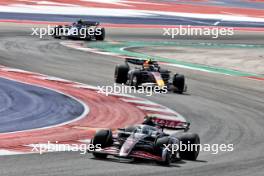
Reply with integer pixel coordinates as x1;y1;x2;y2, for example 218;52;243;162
92;129;113;159
173;74;185;94
155;137;173;166
95;28;105;41
177;133;200;160
53;26;62;39
115;64;129;84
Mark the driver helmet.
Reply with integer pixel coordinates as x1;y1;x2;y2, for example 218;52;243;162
143;59;153;69
142;115;156;126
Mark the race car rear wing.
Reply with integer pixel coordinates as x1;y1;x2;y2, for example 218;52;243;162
125;58;158;66
151;117;190;131
81;21;100;26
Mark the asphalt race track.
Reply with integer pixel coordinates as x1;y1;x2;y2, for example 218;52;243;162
0;24;264;176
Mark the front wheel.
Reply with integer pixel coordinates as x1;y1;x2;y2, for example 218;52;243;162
154;137;173;166
53;26;62;39
92;129;113;159
93;153;108;159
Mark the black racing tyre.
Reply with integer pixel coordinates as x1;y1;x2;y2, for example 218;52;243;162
92;129;113;159
154;137;173;166
115;64;129;84
173;74;185;94
177;133;200;160
95;27;105;41
53;25;62;39
93;152;108;159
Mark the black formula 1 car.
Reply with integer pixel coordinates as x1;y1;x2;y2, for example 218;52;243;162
91;117;200;166
53;19;105;40
114;58;187;94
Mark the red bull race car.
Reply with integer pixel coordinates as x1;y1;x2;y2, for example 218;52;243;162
91;116;200;166
114;58;187;94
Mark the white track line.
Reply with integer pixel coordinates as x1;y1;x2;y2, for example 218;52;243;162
120;98;158;105
1;68;33;73
137;106;176;113
0;150;25;156
78;139;91;144
73;84;100;90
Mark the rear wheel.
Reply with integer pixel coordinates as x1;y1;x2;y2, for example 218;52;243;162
115;64;129;84
173;74;185;94
92;129;113;159
95;28;105;41
53;25;63;39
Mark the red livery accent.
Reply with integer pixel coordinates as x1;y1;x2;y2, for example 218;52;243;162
131;151;162;161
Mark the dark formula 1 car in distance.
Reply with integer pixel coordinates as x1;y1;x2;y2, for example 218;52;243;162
114;58;187;94
91;117;200;166
53;19;105;40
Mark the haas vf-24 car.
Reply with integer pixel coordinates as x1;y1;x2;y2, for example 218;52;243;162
91;117;200;166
